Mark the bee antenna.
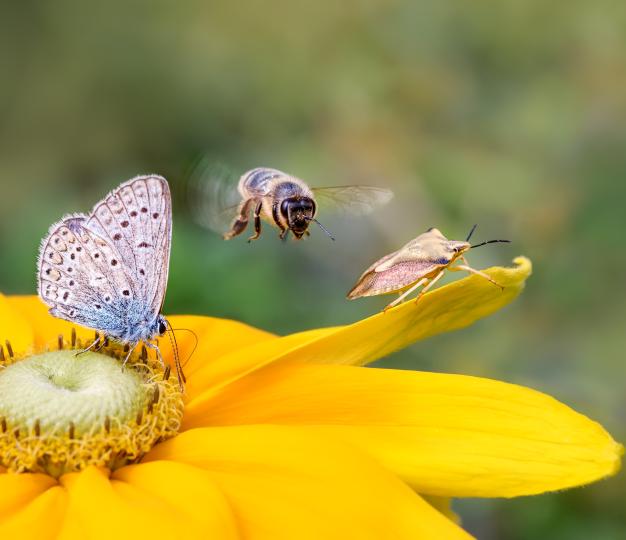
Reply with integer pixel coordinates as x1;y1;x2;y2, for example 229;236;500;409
466;224;478;242
470;239;511;249
305;217;336;241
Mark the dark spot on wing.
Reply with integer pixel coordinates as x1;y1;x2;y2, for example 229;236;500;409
111;259;118;266
141;207;148;213
63;292;69;301
137;242;151;248
113;233;122;241
152;212;159;219
94;253;100;259
121;220;129;228
95;304;101;309
70;253;75;260
122;290;130;296
67;268;73;272
76;247;82;252
130;211;138;217
139;269;145;276
69;280;75;286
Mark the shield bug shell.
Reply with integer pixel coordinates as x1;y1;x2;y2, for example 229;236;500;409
347;226;510;311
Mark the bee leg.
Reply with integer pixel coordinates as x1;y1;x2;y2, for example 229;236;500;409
224;199;255;240
453;264;504;290
279;228;289;240
383;278;428;312
247;202;263;242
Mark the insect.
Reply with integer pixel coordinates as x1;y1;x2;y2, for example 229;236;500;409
37;175;185;389
347;225;510;311
190;164;394;241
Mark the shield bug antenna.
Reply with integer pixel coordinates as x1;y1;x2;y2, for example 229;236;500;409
347;227;511;311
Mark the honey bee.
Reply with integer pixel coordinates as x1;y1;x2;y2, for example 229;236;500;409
347;225;510;311
190;165;394;241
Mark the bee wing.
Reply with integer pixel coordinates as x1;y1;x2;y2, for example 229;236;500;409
186;160;243;234
311;186;394;215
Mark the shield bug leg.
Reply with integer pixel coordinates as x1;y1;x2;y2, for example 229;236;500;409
452;264;504;290
383;278;428;312
413;270;446;304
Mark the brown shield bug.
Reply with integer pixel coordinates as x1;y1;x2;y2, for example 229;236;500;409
347;225;510;311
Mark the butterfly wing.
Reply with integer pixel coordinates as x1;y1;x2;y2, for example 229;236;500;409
311;186;394;215
37;176;172;341
85;175;172;318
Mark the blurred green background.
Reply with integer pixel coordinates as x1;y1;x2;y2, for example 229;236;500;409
1;1;624;537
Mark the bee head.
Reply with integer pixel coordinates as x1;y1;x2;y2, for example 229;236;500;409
281;197;316;238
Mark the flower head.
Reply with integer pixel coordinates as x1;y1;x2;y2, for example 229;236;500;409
0;257;621;539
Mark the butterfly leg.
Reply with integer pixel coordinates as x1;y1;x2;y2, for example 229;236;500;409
453;257;503;289
383;278;428;312
247;202;263;242
121;342;139;370
75;333;102;356
145;341;185;391
224;199;255;240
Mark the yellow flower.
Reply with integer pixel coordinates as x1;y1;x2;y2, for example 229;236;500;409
0;257;621;539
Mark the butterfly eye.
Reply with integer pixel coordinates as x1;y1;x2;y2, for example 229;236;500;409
158;320;167;335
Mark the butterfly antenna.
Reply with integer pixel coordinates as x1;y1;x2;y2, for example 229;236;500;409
305;217;335;241
470;239;511;249
165;319;186;386
170;328;199;369
466;224;478;242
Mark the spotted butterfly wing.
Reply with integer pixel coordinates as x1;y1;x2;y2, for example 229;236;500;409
37;175;172;343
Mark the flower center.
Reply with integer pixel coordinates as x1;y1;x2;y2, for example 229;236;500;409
0;332;183;477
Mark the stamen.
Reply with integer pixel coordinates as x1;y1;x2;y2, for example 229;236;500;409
0;331;183;475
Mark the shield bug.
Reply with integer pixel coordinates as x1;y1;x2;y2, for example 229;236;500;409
347;225;510;311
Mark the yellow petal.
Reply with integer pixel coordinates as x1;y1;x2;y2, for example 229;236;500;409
113;461;238;538
145;426;473;539
60;466;236;539
6;295;92;351
0;477;66;540
162;314;274;379
184;362;622;498
0;294;35;357
187;258;531;396
0;472;57;519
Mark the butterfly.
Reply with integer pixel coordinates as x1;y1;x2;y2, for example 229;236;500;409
37;175;185;388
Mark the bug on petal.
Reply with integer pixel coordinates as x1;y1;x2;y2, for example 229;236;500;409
347;225;510;311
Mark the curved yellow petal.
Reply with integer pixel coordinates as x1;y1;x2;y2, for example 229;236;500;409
6;296;92;351
60;466;235;539
162;314;274;379
187;258;531;397
145;426;473;539
0;472;57;519
184;362;622;498
0;483;66;540
113;461;238;538
0;294;35;357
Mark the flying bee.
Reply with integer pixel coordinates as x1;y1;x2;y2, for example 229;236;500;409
347;225;510;311
189;164;394;241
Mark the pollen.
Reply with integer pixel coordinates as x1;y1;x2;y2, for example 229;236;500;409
0;332;183;477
